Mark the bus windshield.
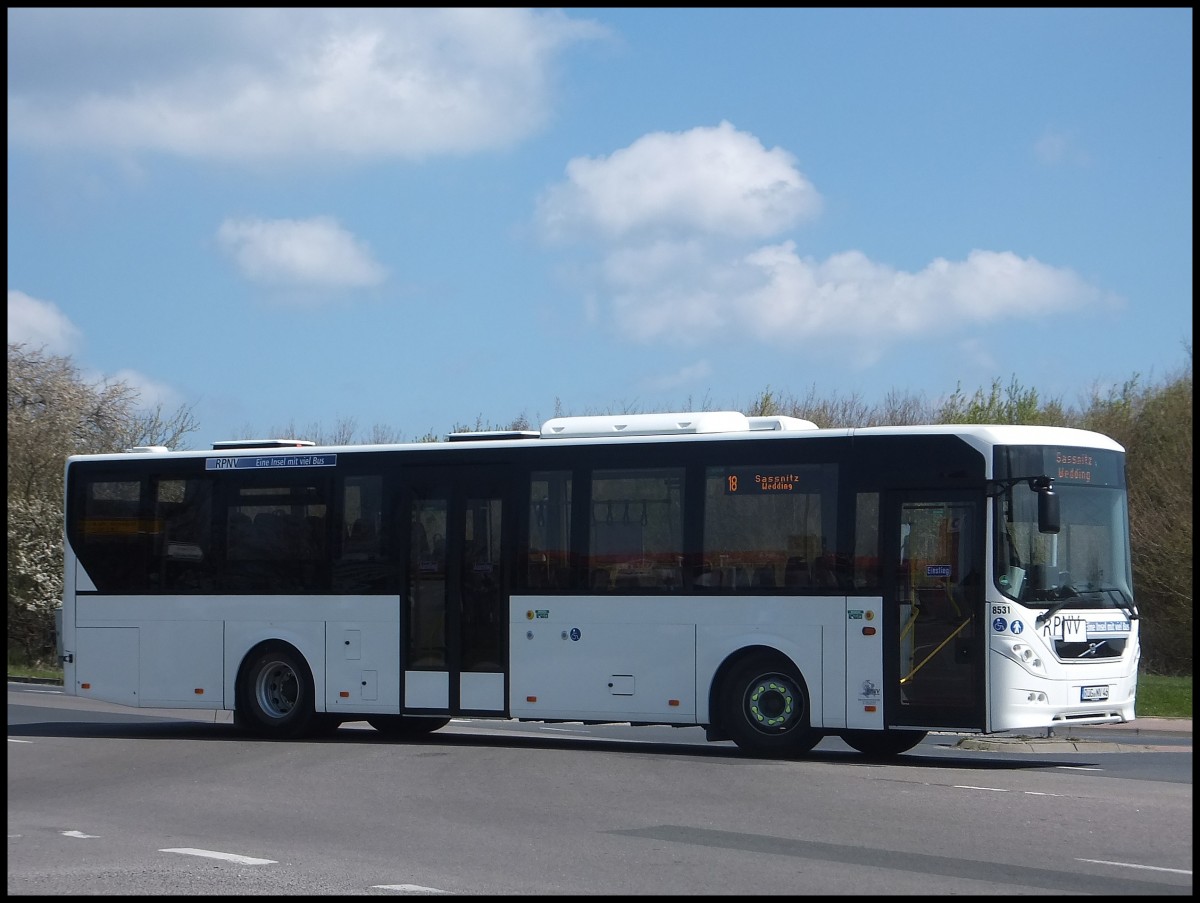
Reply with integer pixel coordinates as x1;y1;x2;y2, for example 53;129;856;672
995;480;1135;615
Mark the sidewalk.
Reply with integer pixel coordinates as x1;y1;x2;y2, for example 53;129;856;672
1088;716;1191;735
957;716;1191;752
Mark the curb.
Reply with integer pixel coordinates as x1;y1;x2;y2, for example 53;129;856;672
956;736;1128;752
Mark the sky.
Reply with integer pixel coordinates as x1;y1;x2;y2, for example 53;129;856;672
7;8;1194;450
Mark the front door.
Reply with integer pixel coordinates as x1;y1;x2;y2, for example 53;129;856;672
401;468;509;715
881;490;985;731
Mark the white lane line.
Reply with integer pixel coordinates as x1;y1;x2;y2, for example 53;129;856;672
953;785;1064;797
8;738;34;743
61;830;99;838
160;848;276;865
373;884;448;894
1077;858;1192;876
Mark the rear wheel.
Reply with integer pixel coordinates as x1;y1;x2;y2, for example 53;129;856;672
841;729;926;757
368;715;451;739
235;644;316;739
720;654;820;757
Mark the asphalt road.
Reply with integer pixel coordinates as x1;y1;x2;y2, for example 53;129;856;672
8;681;1193;896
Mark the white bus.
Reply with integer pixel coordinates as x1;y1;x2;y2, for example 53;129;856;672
58;411;1139;757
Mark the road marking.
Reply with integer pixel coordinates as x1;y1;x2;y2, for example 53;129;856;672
61;830;99;838
160;848;276;865
1077;858;1191;876
952;785;1064;797
373;884;448;894
8;738;34;743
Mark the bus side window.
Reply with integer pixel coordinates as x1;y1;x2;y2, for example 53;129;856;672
854;492;882;591
702;462;838;594
586;467;684;594
784;557;810;587
529;471;573;592
752;565;776;588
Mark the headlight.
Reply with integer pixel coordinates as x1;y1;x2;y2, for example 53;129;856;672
1007;642;1045;673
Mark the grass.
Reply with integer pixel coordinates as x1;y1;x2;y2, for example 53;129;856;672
1136;672;1193;718
6;655;62;682
6;657;1192;719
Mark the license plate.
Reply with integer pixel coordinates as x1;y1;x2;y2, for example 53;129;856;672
1081;685;1109;702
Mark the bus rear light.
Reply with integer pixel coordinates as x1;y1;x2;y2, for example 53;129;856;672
862;626;876;636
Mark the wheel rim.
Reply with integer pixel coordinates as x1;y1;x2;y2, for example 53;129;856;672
255;659;299;719
743;672;802;734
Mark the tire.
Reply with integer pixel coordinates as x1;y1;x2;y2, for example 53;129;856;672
720;654;820;757
368;715;451;740
235;644;316;739
841;729;926;757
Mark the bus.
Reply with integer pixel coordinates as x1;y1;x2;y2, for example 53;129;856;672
58;411;1139;757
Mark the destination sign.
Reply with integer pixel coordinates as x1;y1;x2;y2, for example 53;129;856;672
723;468;805;494
205;453;337;471
1042;447;1122;487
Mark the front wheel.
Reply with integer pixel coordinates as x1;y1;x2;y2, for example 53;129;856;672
841;729;926;757
235;644;316;739
720;654;820;757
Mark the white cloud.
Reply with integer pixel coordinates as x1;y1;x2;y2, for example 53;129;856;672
106;368;185;413
537;124;1120;360
536;121;822;242
216;216;387;290
734;244;1113;346
643;359;713;394
6;8;607;161
8;290;184;410
7;290;83;354
597;240;1115;354
1034;127;1090;167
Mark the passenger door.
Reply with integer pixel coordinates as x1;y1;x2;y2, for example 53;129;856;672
401;467;510;715
881;491;985;731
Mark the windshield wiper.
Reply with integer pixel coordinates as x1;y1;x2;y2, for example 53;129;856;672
1102;586;1139;621
1034;587;1077;628
1035;584;1138;629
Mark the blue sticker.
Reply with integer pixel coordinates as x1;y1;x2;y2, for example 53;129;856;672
1010;620;1024;635
992;617;1008;632
569;627;581;641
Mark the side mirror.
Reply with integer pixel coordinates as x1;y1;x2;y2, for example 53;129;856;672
1038;486;1060;534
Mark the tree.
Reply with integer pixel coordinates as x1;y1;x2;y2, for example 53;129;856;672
937;375;1067;425
1080;351;1193;674
6;343;199;665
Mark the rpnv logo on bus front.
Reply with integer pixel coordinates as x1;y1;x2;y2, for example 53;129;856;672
205;454;337;471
